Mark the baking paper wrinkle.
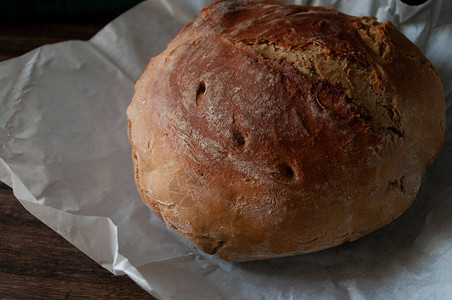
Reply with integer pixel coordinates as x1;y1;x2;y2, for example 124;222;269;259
0;0;451;299
0;51;39;133
85;42;135;85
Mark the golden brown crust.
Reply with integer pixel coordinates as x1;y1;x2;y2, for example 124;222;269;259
127;0;445;261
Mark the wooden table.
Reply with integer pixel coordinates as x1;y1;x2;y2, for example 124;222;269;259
0;23;155;299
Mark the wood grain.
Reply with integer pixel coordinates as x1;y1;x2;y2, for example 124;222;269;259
0;23;156;299
0;23;106;60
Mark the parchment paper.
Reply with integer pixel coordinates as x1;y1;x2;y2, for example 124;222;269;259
1;0;451;299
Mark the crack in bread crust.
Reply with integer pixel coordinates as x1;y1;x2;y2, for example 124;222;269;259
230;39;404;138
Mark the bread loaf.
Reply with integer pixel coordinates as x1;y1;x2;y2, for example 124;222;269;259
127;0;445;262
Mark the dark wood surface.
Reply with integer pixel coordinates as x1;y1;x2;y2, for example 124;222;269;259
0;23;155;299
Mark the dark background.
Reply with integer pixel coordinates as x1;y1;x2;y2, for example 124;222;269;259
0;0;145;23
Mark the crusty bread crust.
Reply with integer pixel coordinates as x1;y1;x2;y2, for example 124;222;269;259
127;0;445;262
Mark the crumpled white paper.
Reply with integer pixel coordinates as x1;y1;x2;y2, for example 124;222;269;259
1;0;451;299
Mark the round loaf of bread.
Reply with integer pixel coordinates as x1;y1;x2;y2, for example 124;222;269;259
127;0;445;262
